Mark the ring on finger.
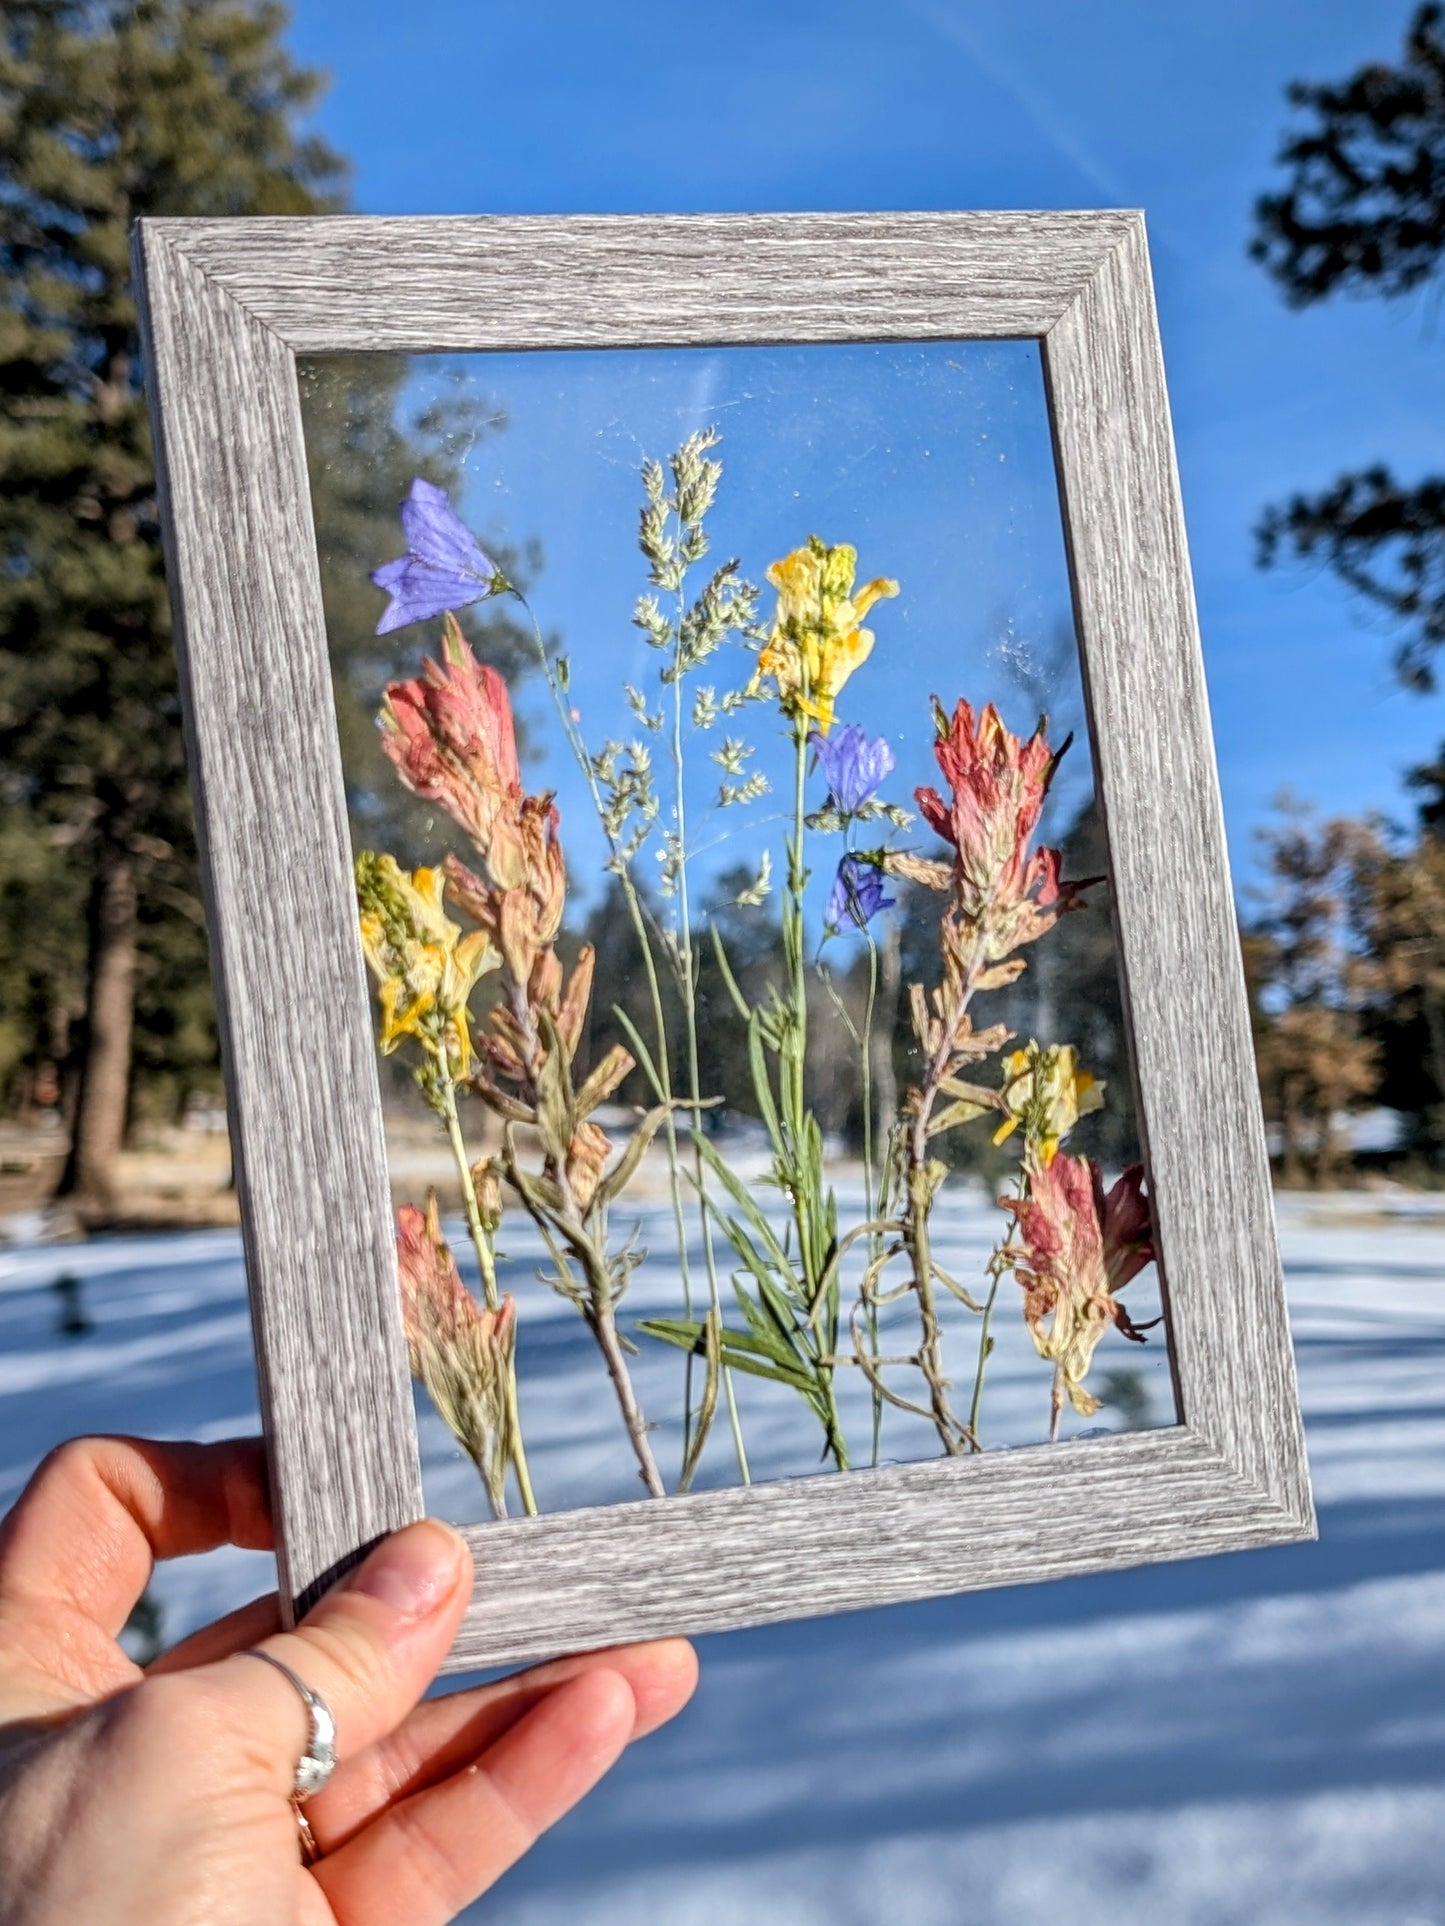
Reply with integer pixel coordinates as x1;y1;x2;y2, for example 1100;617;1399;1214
239;1648;338;1862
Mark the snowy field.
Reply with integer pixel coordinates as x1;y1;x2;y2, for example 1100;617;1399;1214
0;1190;1442;1924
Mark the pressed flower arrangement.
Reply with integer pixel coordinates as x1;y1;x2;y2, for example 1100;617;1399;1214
136;206;1314;1662
356;434;1161;1517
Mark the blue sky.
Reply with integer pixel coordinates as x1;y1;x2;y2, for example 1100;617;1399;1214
333;338;1092;913
286;0;1444;887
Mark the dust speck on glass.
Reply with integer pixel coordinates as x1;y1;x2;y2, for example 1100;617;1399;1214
297;339;1174;1527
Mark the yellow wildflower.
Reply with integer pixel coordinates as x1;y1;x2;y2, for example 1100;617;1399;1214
356;852;499;1076
751;536;898;733
993;1041;1103;1164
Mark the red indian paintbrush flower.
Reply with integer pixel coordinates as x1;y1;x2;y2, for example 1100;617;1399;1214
444;790;566;992
914;697;1084;961
380;612;524;858
380;611;570;987
1000;1154;1156;1427
395;1195;515;1512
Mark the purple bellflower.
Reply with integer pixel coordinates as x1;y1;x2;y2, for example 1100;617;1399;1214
372;478;502;635
810;723;895;818
824;852;895;935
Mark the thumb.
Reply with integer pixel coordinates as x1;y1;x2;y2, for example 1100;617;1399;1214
200;1519;472;1796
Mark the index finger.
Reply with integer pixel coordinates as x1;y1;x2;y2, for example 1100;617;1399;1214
0;1436;273;1636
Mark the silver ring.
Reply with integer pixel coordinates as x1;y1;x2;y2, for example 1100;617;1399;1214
240;1648;338;1802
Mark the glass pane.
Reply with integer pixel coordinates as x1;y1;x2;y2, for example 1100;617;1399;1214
299;339;1174;1527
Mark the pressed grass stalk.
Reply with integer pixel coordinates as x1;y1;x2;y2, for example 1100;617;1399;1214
510;588;704;1457
435;1067;536;1514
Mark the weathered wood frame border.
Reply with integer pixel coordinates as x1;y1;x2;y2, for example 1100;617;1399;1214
132;211;1314;1671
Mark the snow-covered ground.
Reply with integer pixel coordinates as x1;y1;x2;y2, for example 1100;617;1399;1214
1;1191;1442;1924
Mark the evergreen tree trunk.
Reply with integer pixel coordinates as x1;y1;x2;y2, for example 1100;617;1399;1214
1423;994;1445;1144
59;843;137;1216
0;1;349;1161
1280;1076;1304;1186
1316;1105;1337;1187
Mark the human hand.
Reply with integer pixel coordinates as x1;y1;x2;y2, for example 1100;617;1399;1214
0;1436;697;1924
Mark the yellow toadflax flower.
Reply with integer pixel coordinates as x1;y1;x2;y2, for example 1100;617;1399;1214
751;535;898;733
356;851;499;1077
993;1041;1104;1164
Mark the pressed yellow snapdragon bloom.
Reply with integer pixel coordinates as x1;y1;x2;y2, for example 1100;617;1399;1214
356;852;499;1077
993;1040;1103;1165
751;535;898;733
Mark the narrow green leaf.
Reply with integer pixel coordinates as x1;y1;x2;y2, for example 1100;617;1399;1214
611;1004;667;1105
747;1011;784;1149
678;1308;721;1491
597;1100;675;1206
693;1132;795;1277
927;1097;991;1138
710;921;753;1022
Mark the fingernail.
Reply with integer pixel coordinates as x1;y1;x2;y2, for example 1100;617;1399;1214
346;1519;468;1618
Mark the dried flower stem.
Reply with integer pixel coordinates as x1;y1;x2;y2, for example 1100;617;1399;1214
967;1260;1006;1452
861;931;883;1466
817;934;884;1467
501;974;666;1500
512;590;703;1460
901;922;993;1457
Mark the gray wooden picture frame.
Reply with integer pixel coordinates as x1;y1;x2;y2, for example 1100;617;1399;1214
132;210;1315;1673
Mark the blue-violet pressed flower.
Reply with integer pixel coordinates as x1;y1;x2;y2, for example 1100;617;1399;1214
372;478;502;635
824;852;895;934
810;723;896;818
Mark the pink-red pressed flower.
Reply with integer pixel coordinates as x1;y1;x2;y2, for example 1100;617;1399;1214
380;613;523;858
1000;1153;1156;1422
395;1195;507;1364
1098;1161;1156;1295
444;787;566;991
380;614;575;998
915;697;1085;960
395;1195;515;1510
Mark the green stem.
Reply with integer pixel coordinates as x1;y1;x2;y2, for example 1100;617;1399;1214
969;1166;1026;1451
967;1268;1003;1450
782;715;846;1468
787;716;810;1128
438;1072;537;1517
861;930;882;1467
816;935;880;1470
513;591;700;1460
670;626;750;1488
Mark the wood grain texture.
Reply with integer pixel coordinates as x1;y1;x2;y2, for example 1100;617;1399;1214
454;1427;1295;1669
131;209;1314;1671
140;210;1138;353
132;223;425;1618
1043;216;1313;1524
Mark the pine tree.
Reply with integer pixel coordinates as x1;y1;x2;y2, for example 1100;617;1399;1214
0;0;345;1213
1251;5;1445;691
